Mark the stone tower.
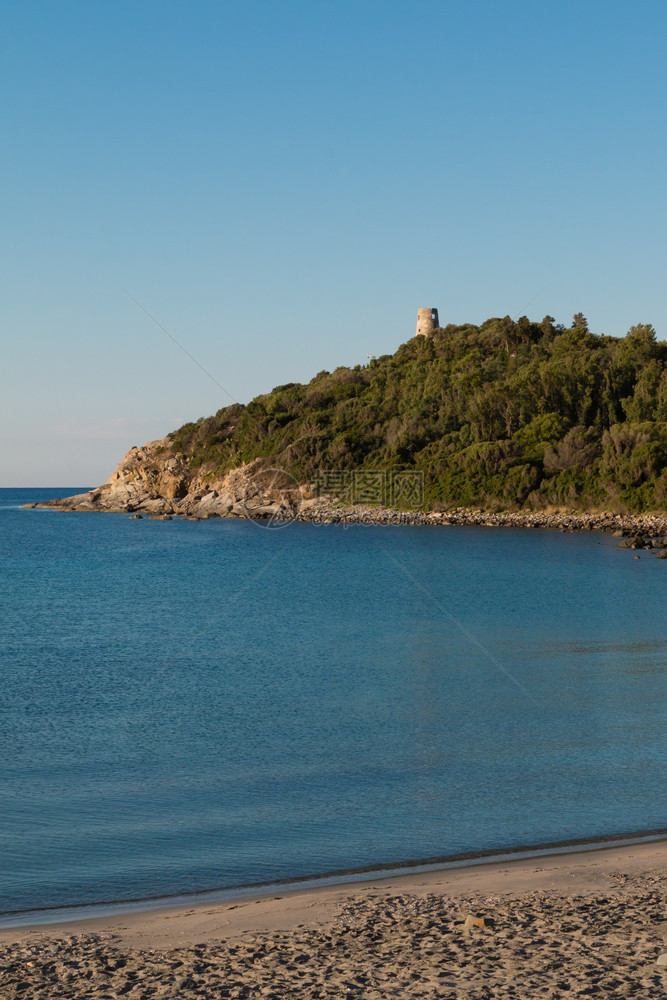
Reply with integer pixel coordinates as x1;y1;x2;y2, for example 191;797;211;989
415;307;439;338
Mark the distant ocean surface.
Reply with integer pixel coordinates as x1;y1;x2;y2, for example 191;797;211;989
2;487;667;922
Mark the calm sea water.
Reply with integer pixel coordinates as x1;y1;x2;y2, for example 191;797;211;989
1;487;666;920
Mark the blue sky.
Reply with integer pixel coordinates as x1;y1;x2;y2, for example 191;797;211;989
2;0;666;485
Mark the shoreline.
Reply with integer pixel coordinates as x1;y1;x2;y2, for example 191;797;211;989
3;839;667;998
4;837;667;944
15;445;667;534
3;828;667;933
23;493;667;537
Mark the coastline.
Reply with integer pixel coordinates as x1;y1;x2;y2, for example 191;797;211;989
17;438;667;537
3;839;667;997
23;490;667;537
3;828;667;932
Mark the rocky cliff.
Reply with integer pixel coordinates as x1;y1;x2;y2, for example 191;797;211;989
30;438;314;519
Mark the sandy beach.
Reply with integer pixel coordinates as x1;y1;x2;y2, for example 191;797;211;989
2;840;667;998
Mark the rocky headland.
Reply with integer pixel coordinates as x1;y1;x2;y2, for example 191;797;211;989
22;438;667;553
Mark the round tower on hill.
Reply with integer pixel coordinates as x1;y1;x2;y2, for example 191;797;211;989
415;307;439;338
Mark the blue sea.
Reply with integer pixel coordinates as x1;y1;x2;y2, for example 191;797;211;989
1;487;666;924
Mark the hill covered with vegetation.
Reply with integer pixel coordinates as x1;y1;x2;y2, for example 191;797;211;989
168;314;667;512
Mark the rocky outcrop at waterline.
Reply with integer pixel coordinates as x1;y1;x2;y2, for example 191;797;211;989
21;438;667;551
25;438;318;520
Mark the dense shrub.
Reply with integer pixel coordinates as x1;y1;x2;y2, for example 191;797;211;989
167;315;667;511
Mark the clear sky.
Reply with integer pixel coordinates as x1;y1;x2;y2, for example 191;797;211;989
2;0;666;486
